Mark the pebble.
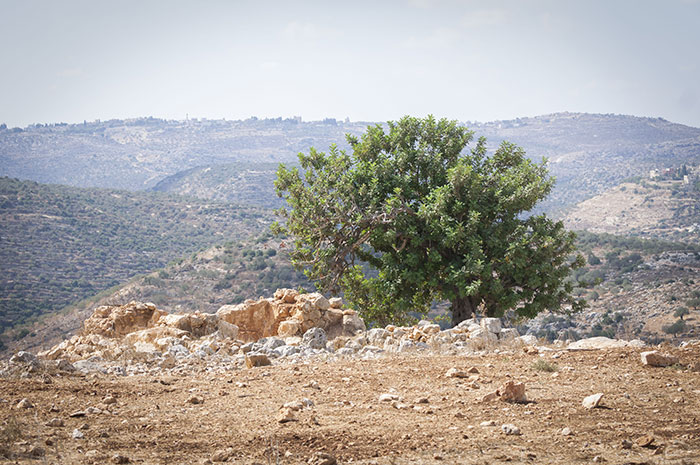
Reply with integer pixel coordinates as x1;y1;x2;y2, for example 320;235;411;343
112;454;131;464
278;407;297;423
16;398;33;409
210;448;234;462
72;428;85;439
480;420;497;427
308;452;337;465
561;427;572;436
46;417;64;427
501;423;521;435
379;393;400;402
186;395;204;405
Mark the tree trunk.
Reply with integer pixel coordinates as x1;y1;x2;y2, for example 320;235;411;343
450;295;477;327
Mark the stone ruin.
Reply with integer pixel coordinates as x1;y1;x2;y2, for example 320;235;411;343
39;289;365;363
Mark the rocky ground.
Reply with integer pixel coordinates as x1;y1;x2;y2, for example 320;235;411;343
2;342;700;464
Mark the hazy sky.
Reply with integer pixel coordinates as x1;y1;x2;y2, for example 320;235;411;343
1;0;699;127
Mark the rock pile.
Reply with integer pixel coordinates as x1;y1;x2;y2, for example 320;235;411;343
10;290;560;376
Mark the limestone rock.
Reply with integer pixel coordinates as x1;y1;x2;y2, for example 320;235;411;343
582;393;604;409
309;452;337;465
302;327;328;350
567;337;630;350
278;407;297;423
217;300;280;342
497;381;527;403
16;398;33;409
210;448;234;462
82;302;165;338
501;423;521;435
445;367;469;378
641;350;679;367
329;297;343;309
245;353;271;368
481;318;502;334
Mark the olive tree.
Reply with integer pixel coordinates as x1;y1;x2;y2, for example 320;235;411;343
273;116;585;326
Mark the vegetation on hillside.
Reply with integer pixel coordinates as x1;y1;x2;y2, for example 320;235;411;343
0;177;272;334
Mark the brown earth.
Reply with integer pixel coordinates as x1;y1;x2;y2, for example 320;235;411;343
2;345;700;464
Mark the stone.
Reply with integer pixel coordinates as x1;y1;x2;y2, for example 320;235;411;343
499;328;519;340
10;351;39;366
103;395;117;405
519;335;538;345
329;297;343;309
112;454;131;464
501;423;521;435
636;434;655;447
497;381;527;403
72;428;85;439
217;300;281;342
278;407;297;423
567;337;630;350
210;448;234;462
480;391;498;403
187;395;204;405
46;418;64;427
308;452;337;465
28;446;46;458
582;393;604;409
367;328;391;345
302;327;328;350
277;320;301;338
561;427;573;436
480;420;497;427
16;398;33;409
379;393;400;402
641;351;679;367
481;318;502;334
69;410;87;418
81;302;166;339
245;353;271;368
217;320;239;340
445;367;468;378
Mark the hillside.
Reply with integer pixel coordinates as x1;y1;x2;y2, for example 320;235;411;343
151;162;286;209
524;232;700;343
0;177;273;337
3;113;700;214
0;117;369;191
563;174;700;241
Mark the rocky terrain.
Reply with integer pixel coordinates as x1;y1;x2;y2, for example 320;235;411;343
563;177;700;242
1;290;699;464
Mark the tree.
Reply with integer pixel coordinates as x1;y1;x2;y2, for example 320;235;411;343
273;116;585;326
674;307;689;320
663;319;686;338
686;298;700;311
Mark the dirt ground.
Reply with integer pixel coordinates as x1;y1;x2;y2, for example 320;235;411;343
1;345;699;465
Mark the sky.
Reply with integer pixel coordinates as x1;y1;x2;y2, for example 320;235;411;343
1;0;699;128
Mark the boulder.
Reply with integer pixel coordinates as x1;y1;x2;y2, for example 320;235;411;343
481;318;502;334
641;351;679;367
217;300;282;342
302;327;328;350
123;327;189;351
82;302;166;338
496;381;527;403
567;337;630;350
582;393;604;409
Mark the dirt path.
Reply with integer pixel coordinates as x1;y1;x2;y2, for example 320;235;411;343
2;346;699;464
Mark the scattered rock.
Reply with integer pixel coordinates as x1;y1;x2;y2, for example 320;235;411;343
302;327;328;350
636;434;655;447
480;420;497;427
103;395;117;405
641;351;679;367
245;353;271;368
72;428;85;439
210;448;234;462
16;398;33;409
69;410;87;417
445;367;468;378
501;423;521;435
497;381;527;403
567;337;631;350
112;454;131;464
582;393;604;409
480;391;498;403
308;452;337;465
379;393;400;402
187;395;204;405
45;418;64;427
278;407;297;423
561;427;572;436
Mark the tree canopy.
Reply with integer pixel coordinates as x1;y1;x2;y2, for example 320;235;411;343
273;116;584;326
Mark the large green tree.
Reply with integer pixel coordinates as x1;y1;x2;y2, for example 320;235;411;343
273;116;585;326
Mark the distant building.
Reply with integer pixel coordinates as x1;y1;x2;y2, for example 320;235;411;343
649;169;659;179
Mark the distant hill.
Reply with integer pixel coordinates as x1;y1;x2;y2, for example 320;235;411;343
15;113;692;214
563;175;700;242
0;177;272;336
0;117;370;191
151;162;287;209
